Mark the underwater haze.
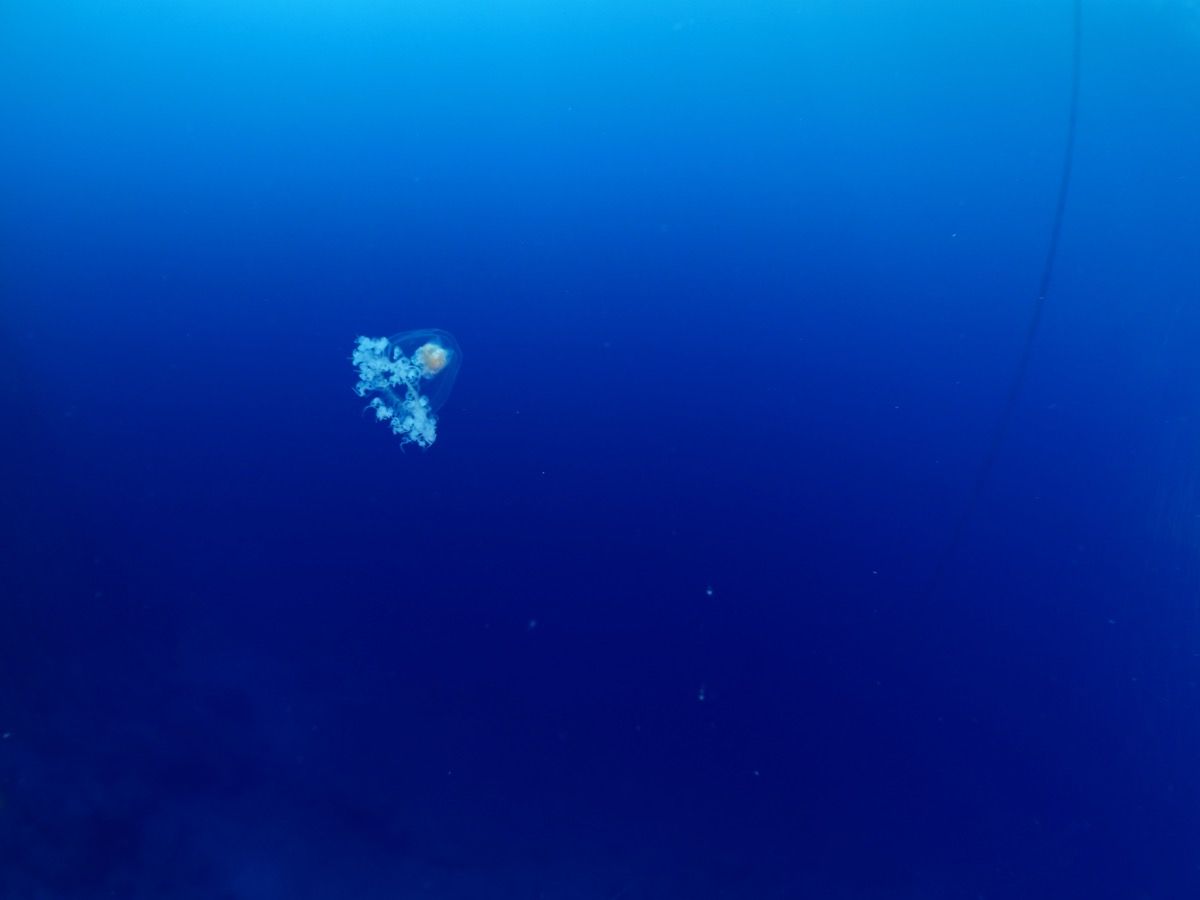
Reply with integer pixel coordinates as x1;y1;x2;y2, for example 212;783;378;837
2;1;1200;897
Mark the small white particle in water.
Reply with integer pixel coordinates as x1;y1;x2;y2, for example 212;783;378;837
704;585;714;597
697;685;706;702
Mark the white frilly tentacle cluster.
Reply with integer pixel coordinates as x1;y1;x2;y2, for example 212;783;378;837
353;335;439;448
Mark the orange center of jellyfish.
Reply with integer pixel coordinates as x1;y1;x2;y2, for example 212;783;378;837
420;343;448;374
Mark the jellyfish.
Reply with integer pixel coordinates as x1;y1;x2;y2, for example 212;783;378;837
352;329;461;449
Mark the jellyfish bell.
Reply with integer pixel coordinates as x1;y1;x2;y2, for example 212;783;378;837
386;328;461;411
352;328;461;448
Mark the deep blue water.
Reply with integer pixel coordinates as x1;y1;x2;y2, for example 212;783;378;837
3;1;1200;897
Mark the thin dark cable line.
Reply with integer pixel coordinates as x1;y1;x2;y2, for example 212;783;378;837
925;0;1082;594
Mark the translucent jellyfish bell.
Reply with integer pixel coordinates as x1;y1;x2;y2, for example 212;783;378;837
352;328;462;449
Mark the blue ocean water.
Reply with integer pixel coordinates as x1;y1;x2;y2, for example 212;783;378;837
2;1;1199;896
